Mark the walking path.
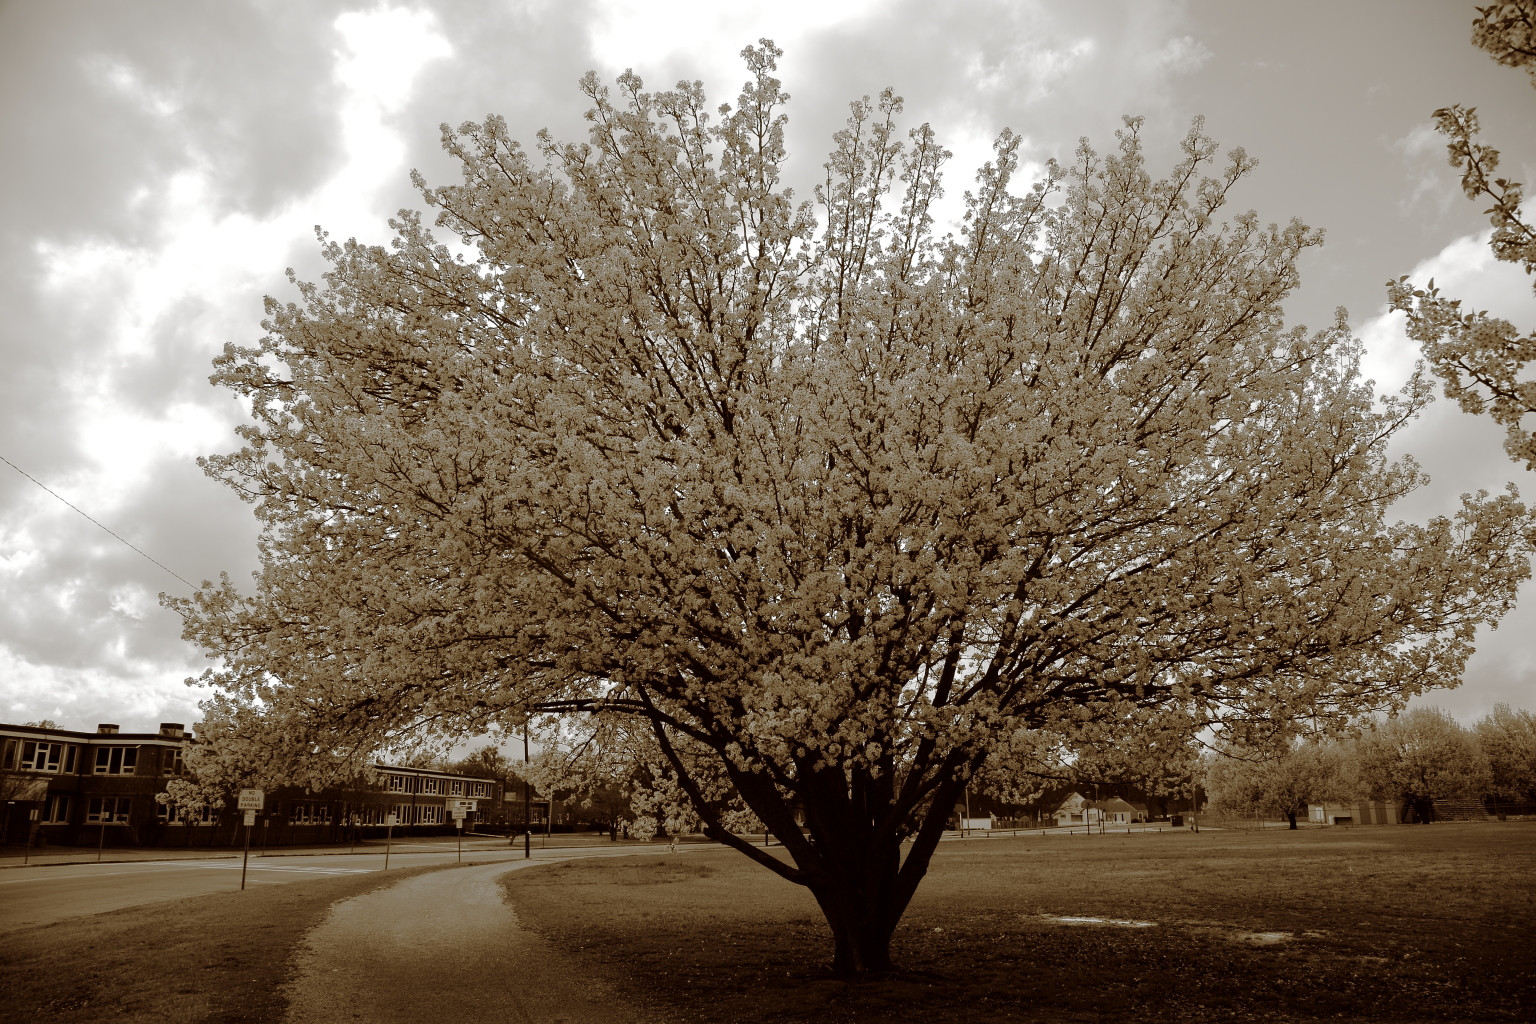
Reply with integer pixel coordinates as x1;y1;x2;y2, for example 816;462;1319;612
284;856;669;1024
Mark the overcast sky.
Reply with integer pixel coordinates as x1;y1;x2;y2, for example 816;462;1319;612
2;0;1533;736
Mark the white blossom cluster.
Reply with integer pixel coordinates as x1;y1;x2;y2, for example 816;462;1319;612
171;44;1534;971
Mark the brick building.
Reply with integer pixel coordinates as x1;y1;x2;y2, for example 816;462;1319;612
0;720;506;849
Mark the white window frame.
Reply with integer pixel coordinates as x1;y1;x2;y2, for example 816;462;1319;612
93;745;139;776
45;793;71;824
87;796;131;824
289;802;334;826
20;741;65;773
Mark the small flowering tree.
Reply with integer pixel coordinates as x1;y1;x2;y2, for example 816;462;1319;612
1352;707;1492;823
1206;739;1348;829
1475;703;1536;801
173;44;1533;974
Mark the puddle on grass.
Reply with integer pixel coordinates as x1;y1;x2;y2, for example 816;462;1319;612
1232;931;1292;945
1035;916;1326;946
1194;925;1327;946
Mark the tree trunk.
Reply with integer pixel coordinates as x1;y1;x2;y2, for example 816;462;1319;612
819;897;897;974
1286;810;1298;829
792;782;959;976
806;851;903;975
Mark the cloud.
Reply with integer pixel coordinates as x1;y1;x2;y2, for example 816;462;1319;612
1358;226;1536;403
1358;225;1536;727
584;0;886;82
1141;34;1211;79
964;36;1097;103
0;5;455;733
1392;122;1460;215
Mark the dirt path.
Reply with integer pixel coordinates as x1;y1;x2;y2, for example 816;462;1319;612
284;858;663;1024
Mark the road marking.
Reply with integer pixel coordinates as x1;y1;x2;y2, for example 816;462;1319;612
0;860;372;884
0;863;228;884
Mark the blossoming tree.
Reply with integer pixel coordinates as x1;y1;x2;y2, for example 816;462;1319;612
1353;707;1492;823
1388;0;1536;468
173;44;1534;973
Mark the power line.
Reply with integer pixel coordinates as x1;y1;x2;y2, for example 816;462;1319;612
0;451;199;592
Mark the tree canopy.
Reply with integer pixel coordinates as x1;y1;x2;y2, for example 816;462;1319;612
173;43;1533;973
1353;707;1492;823
1475;702;1536;800
1206;738;1347;829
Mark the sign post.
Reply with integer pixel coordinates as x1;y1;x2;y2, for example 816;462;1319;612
237;789;264;891
384;813;396;870
446;799;471;863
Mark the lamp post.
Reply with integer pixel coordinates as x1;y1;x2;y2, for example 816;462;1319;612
522;722;531;860
23;807;39;865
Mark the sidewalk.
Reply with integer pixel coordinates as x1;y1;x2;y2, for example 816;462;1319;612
0;832;688;869
284;856;665;1024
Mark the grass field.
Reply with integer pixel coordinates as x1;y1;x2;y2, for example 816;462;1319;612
500;823;1536;1023
0;862;456;1024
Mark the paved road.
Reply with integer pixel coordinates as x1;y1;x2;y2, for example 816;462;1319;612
0;838;628;933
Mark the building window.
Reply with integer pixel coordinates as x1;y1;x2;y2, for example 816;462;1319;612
385;774;410;794
45;794;72;824
20;741;67;773
93;746;139;775
391;803;413;824
450;780;464;796
418;805;442;825
87;796;132;823
289;802;334;826
160;803;218;825
420;778;440;795
161;747;184;775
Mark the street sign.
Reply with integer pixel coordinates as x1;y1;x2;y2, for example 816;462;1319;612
243;809;256;826
385;813;398;827
237;788;265;811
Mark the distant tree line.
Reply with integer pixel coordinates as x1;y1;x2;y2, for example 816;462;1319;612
1204;704;1536;827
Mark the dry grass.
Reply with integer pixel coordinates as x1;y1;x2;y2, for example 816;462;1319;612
0;863;455;1024
500;823;1536;1023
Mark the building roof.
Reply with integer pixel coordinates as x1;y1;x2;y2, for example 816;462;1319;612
371;763;499;783
0;721;191;744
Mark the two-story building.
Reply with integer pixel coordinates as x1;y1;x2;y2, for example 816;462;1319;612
0;720;506;849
